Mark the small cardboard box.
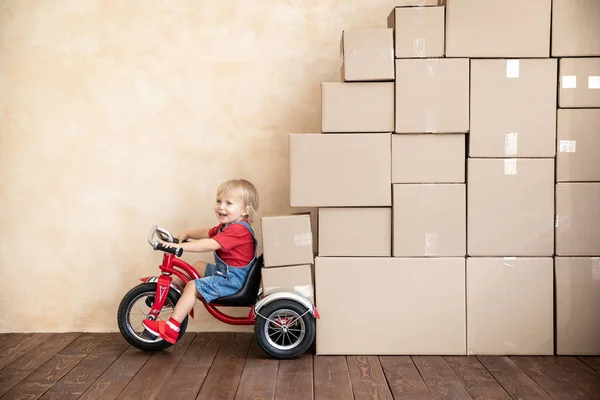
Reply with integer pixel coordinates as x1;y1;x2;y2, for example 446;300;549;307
557;109;600;182
555;183;600;256
552;0;600;57
315;257;466;355
318;207;391;257
261;214;314;268
289;133;391;207
470;59;557;157
445;0;551;57
341;29;394;81
393;184;466;257
395;58;469;133
321;82;394;133
559;58;600;108
387;6;445;58
467;257;554;355
392;134;465;183
467;159;555;256
261;264;314;304
556;257;600;355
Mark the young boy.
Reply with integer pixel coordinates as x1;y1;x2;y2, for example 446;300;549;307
142;179;259;344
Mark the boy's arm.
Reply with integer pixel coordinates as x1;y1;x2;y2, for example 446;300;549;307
179;227;211;241
163;238;221;253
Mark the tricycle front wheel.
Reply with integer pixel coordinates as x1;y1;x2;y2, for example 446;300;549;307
255;299;315;359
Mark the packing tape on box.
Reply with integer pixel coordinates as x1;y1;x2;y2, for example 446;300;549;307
561;75;577;89
559;140;577;153
294;232;313;247
506;60;519;78
424;233;438;256
589;76;600;89
555;215;572;228
592;258;600;281
504;159;517;175
425;110;437;132
505;133;518;156
413;38;426;57
503;257;516;267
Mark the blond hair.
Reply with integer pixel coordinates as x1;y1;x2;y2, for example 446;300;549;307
217;179;259;222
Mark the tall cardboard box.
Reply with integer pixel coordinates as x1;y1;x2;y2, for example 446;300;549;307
261;214;314;268
321;82;394;132
559;58;600;108
262;264;314;304
319;208;391;257
467;159;554;256
315;257;466;355
445;0;551;57
341;29;394;81
552;0;600;57
470;59;557;157
557;109;600;182
392;134;465;183
387;6;445;58
289;133;391;207
556;257;600;355
467;258;554;355
555;183;600;256
393;184;466;257
395;58;469;133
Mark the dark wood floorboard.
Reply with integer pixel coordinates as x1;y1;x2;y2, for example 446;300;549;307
444;356;511;400
0;333;81;397
511;356;595;400
39;333;129;400
380;356;433;400
0;333;106;400
478;355;553;400
2;334;600;400
195;332;253;400
313;356;353;400
234;340;279;400
412;356;472;400
347;355;394;400
275;353;314;400
544;356;600;399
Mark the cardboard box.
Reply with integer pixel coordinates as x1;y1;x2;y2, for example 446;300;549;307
315;257;466;355
467;258;554;355
289;133;391;207
470;59;557;157
393;184;465;257
318;208;391;257
321;82;394;133
445;0;551;57
556;257;600;355
387;6;445;58
467;159;554;256
556;183;600;256
392;134;465;183
341;29;394;81
261;264;314;304
559;58;600;108
557;109;600;182
395;58;469;133
552;0;600;57
261;214;314;268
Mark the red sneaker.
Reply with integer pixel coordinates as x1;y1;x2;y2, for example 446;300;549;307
142;318;180;344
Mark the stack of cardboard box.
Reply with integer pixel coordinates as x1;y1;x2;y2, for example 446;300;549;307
552;0;600;357
266;0;600;356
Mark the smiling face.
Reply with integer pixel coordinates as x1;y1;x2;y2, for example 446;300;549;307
214;190;248;225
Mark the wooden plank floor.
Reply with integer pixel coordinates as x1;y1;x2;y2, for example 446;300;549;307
1;333;599;400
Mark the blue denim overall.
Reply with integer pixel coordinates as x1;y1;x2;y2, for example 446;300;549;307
195;220;257;303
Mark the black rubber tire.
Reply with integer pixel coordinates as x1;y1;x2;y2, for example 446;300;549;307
117;283;188;351
255;299;315;359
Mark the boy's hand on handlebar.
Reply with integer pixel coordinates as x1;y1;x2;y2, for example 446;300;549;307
177;232;190;243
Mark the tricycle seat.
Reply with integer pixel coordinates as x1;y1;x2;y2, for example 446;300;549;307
212;255;263;307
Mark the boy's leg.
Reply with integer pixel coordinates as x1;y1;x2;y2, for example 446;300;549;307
171;280;202;322
171;260;207;288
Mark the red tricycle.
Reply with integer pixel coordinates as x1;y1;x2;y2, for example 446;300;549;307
117;226;319;359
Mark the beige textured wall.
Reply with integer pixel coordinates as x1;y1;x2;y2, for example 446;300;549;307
0;0;398;332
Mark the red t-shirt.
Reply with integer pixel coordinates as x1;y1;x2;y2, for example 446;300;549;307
208;222;255;267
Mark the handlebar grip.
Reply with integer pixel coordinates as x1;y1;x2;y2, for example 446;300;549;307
155;242;183;257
